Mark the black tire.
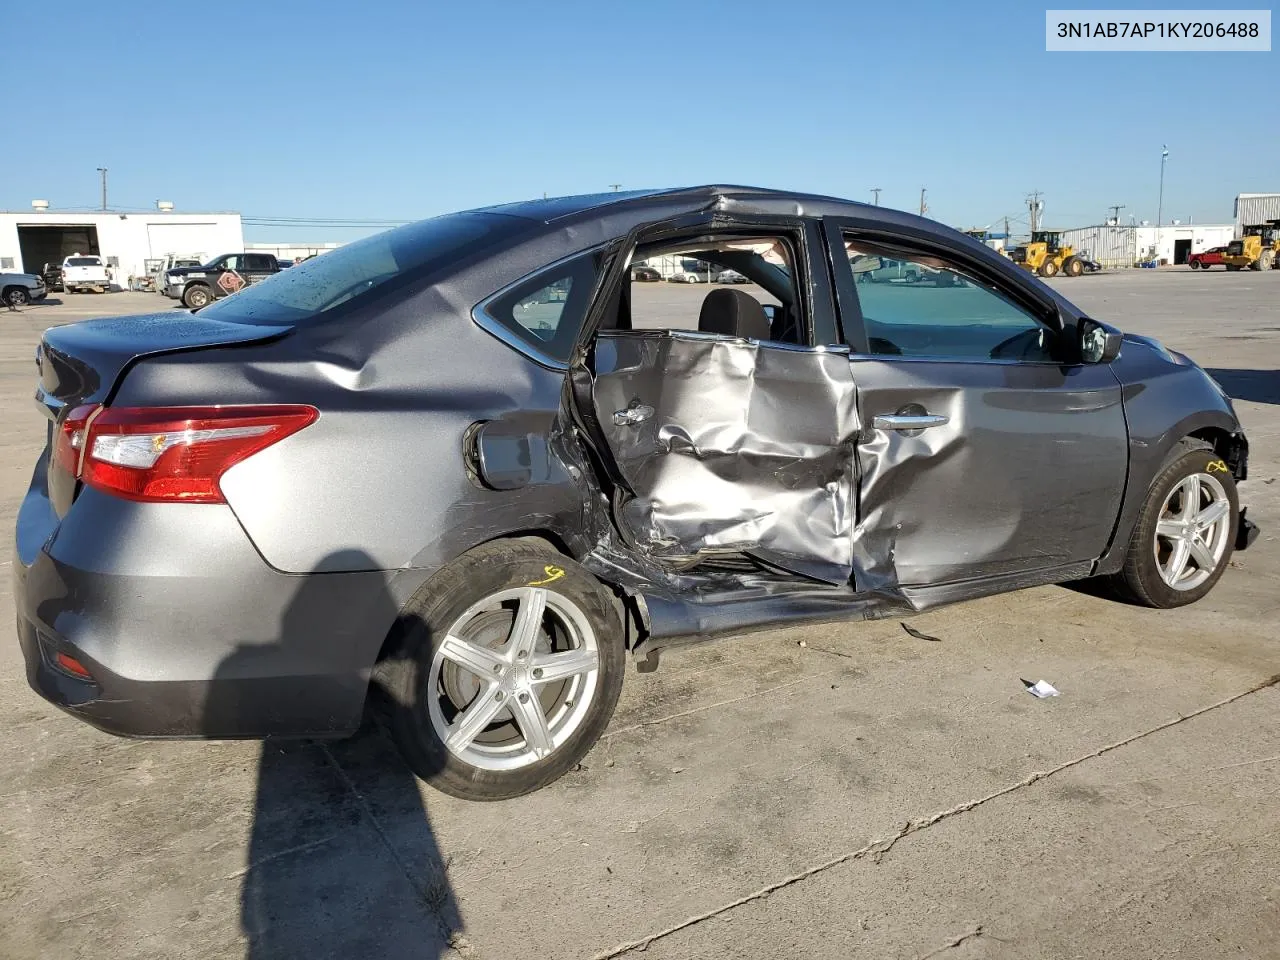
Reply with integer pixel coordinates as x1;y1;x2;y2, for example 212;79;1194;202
1109;443;1238;608
1039;258;1059;278
183;284;212;309
380;538;625;801
1062;256;1084;277
1189;260;1201;269
3;286;30;307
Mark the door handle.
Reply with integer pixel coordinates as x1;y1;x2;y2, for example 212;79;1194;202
872;413;950;431
613;401;655;426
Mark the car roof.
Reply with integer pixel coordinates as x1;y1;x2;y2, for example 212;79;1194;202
473;185;876;225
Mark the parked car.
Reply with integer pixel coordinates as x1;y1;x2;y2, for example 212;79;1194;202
163;252;284;308
715;269;748;283
1189;247;1228;270
61;254;111;293
14;186;1258;802
1;270;48;307
668;270;704;282
630;265;661;282
41;263;64;292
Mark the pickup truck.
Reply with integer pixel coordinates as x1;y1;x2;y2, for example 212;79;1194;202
163;252;283;309
1188;246;1228;270
61;254;111;293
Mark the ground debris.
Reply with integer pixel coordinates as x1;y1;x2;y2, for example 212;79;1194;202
900;622;942;643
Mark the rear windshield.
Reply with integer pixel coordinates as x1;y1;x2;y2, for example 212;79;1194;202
66;257;102;266
198;212;517;325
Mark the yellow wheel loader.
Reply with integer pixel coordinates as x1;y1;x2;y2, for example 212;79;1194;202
1010;231;1084;278
1222;225;1280;272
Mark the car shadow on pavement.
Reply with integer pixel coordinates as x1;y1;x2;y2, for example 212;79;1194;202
1205;368;1280;406
204;551;460;959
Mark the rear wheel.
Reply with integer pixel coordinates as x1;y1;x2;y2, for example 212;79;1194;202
1260;249;1275;271
381;539;625;800
183;284;212;309
1110;444;1237;608
1039;258;1059;278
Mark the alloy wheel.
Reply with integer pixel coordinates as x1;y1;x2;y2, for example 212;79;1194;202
1153;472;1232;590
427;586;600;771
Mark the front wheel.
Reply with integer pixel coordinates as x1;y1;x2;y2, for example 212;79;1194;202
381;539;625;800
1190;260;1201;269
1039;259;1059;278
3;286;30;307
183;284;212;309
1110;443;1238;607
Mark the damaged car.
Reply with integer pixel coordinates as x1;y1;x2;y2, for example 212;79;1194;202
14;186;1258;800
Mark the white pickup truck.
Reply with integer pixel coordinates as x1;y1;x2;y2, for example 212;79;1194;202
61;254;111;294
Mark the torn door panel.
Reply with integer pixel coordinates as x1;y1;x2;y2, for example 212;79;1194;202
591;330;859;582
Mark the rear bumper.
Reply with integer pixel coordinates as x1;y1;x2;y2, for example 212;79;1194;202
13;473;396;739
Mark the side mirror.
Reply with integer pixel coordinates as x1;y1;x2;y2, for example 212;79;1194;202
1080;318;1122;364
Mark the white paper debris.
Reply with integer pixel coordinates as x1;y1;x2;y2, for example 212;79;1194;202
1025;680;1060;699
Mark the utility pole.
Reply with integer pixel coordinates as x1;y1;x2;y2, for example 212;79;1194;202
96;167;108;211
1107;203;1125;225
1004;216;1010;239
918;187;927;216
1026;191;1043;234
608;183;622;192
1156;145;1169;262
871;187;881;206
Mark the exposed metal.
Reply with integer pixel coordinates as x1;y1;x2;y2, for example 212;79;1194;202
1235;193;1280;229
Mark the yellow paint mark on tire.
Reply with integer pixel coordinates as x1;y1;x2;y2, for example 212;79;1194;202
526;565;565;587
1206;460;1230;474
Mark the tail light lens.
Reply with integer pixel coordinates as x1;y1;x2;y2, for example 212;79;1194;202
69;405;317;503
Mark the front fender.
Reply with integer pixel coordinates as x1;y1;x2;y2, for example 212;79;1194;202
1096;337;1247;572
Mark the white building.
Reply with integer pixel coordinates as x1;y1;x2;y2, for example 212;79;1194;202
1057;223;1236;268
0;209;243;288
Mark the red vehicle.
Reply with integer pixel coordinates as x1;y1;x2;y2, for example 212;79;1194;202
1188;246;1228;269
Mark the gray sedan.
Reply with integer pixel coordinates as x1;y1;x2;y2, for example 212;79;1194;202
14;186;1257;801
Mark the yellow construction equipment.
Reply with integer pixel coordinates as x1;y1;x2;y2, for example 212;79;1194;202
1010;231;1085;277
1222;223;1280;271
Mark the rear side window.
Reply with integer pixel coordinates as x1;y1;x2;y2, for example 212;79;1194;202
199;212;515;325
476;252;601;366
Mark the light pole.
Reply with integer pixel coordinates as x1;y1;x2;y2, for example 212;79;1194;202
1156;145;1169;263
871;187;881;206
96;167;108;211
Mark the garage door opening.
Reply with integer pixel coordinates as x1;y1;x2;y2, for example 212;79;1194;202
18;225;101;275
1174;238;1192;265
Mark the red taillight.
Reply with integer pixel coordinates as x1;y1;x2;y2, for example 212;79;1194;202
74;405;317;503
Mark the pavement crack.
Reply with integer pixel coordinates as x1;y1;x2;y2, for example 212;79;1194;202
590;673;1280;959
915;924;984;959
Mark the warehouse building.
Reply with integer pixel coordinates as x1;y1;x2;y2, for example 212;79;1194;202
1235;193;1280;232
0;207;243;288
1057;222;1235;268
245;241;345;261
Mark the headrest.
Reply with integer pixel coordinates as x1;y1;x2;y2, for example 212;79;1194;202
697;287;771;341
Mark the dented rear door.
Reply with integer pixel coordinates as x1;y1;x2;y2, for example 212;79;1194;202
590;330;859;584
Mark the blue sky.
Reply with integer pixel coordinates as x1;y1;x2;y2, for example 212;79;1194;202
3;0;1274;240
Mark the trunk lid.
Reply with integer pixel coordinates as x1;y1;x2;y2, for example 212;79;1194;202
37;312;291;515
